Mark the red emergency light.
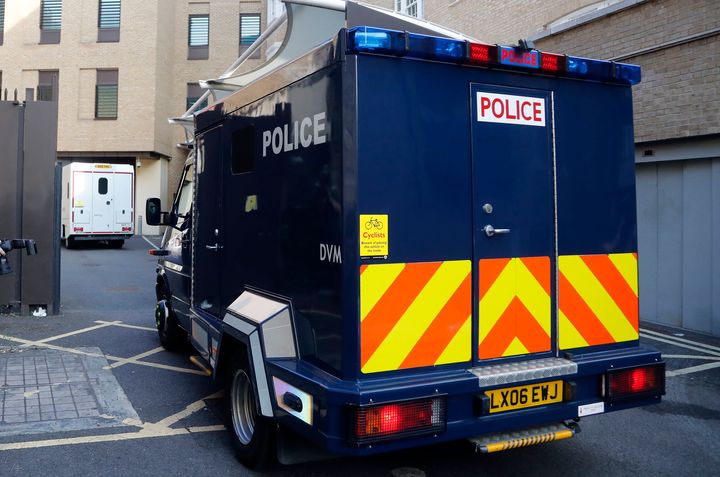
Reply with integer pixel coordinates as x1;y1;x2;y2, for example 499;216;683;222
606;363;665;401
347;27;640;85
351;397;446;444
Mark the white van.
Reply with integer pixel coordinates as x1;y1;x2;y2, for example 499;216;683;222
61;163;134;248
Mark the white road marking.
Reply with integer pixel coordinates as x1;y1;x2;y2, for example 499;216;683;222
20;321;122;347
142;235;160;250
0;392;225;451
667;361;720;377
639;333;720;358
105;347;165;369
641;328;720;354
94;320;156;332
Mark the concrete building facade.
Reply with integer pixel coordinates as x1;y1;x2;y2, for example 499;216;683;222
0;0;271;233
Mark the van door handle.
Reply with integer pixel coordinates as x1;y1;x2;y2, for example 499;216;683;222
483;225;510;237
205;243;223;251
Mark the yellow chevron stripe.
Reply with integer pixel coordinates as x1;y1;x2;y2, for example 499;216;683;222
558;309;589;349
478;261;517;341
559;255;637;342
362;260;470;373
359;263;405;321
514;259;551;335
434;316;471;365
502;337;529;357
608;252;638;295
479;258;550;342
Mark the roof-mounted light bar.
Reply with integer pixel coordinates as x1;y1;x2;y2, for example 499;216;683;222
346;26;641;85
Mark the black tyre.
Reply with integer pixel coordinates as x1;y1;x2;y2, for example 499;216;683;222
155;299;187;351
65;237;75;249
224;352;275;469
109;240;124;249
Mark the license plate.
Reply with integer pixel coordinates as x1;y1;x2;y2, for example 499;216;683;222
485;380;563;414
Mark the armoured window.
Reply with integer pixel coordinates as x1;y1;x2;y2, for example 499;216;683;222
98;178;108;195
0;0;5;45
394;0;422;18
239;14;261;59
37;70;59;102
95;69;118;119
188;14;209;60
231;126;255;175
186;82;207;110
98;0;121;42
40;0;62;44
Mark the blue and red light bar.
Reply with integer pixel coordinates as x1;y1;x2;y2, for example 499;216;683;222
346;26;641;85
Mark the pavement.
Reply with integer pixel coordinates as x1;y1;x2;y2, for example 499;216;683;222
0;236;719;476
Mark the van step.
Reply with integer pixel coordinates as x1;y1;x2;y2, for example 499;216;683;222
470;422;578;454
470;357;577;387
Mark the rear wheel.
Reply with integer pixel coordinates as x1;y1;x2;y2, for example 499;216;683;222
65;237;76;249
155;299;187;351
224;353;275;469
109;240;124;249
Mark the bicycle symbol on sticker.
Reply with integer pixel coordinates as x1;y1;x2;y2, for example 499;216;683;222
364;217;384;230
359;214;388;258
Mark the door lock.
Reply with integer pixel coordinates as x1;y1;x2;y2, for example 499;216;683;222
483;225;510;237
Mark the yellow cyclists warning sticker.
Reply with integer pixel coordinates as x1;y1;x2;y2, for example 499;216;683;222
360;215;388;257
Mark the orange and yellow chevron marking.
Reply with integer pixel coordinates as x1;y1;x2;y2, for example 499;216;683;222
558;252;638;350
478;257;551;360
360;260;471;374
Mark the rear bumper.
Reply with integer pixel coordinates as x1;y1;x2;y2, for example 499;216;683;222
68;234;132;241
268;345;663;456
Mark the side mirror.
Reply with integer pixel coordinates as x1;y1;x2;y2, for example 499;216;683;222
146;198;162;226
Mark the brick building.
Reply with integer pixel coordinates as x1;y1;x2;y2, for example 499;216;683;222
0;0;272;234
374;0;720;335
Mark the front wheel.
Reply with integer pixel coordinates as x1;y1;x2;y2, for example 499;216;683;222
155;299;187;351
224;353;275;469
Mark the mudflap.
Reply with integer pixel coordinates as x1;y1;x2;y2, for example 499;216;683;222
276;425;337;465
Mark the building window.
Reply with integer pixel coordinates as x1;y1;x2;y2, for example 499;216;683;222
95;69;118;119
98;0;121;42
395;0;422;18
40;0;62;44
239;14;261;59
37;70;59;101
186;83;207;111
0;0;6;45
188;14;209;60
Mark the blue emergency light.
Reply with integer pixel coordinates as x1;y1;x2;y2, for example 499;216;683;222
345;26;641;85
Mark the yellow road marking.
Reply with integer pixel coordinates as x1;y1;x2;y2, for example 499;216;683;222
94;320;157;332
0;392;224;451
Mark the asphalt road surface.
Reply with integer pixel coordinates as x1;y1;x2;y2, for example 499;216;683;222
1;237;719;476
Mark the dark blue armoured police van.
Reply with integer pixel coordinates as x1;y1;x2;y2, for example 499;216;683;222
146;25;664;469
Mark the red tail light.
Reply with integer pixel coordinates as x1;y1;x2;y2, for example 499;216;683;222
351;397;446;444
122;227;132;231
606;363;665;401
73;227;84;232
